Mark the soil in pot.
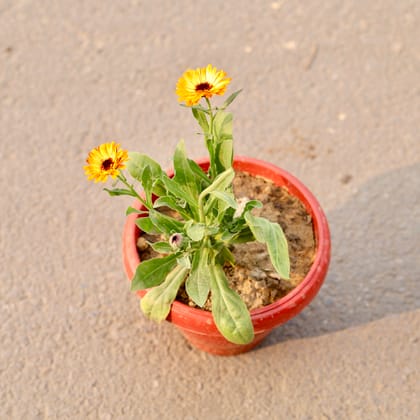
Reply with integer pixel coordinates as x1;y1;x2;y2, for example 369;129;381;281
136;171;316;312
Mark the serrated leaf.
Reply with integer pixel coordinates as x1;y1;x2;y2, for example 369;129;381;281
209;265;254;344
140;265;189;322
245;212;290;279
131;254;178;291
186;248;211;307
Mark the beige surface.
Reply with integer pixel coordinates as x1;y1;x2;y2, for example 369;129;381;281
1;1;419;418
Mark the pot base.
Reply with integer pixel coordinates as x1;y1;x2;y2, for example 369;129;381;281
178;327;271;356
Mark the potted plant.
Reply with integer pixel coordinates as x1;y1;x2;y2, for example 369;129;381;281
84;65;331;356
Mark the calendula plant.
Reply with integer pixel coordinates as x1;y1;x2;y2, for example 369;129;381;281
84;65;290;344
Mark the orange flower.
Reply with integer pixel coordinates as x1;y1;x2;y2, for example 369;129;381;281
84;142;128;183
176;64;231;106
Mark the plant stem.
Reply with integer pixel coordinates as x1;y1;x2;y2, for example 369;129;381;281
117;173;149;209
205;97;216;180
198;192;206;223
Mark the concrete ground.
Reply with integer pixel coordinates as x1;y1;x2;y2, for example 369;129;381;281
1;1;419;418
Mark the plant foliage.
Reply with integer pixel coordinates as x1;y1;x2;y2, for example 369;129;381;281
85;66;290;344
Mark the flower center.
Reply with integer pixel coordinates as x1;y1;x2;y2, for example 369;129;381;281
195;82;212;92
101;158;114;171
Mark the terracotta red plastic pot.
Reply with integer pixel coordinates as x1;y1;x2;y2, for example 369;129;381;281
122;157;331;356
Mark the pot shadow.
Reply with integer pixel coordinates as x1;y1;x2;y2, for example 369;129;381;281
260;163;420;348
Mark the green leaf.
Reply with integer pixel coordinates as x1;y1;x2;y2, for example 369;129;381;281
135;217;160;234
104;188;137;197
149;209;184;235
199;168;235;199
245;212;290;279
176;254;191;269
140;265;189;322
151;178;167;197
181;103;210;113
186;248;211;307
154;195;186;209
199;168;235;222
216;246;236;266
192;107;209;133
227;226;255;244
210;191;238;210
216;138;233;171
150;241;173;254
162;175;198;212
131;254;178;291
173;140;199;200
209;265;254;344
141;165;153;206
213;110;233;142
205;192;236;224
220;89;242;110
212;111;234;173
186;159;211;189
153;196;191;219
243;199;263;213
126;206;147;216
127;152;164;182
186;222;206;241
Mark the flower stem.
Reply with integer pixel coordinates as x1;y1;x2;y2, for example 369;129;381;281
205;97;216;180
117;173;149;208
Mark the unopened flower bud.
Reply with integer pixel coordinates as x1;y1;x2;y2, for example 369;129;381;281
169;233;184;250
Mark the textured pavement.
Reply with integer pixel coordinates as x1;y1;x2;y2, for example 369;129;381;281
1;1;419;419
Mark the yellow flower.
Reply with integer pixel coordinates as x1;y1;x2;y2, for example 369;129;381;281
176;64;231;106
84;142;128;183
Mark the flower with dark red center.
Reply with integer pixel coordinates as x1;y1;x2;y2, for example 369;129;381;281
176;64;231;106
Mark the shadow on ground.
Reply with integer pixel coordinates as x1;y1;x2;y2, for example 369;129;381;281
261;163;420;348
